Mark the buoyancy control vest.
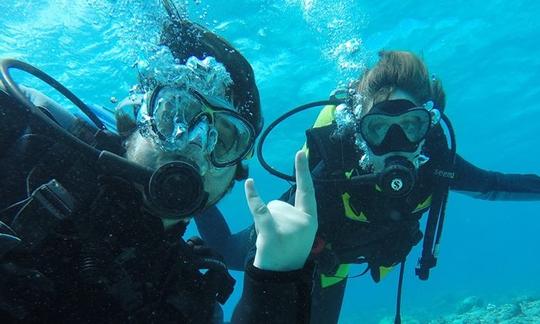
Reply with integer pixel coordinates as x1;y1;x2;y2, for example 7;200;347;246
302;105;453;286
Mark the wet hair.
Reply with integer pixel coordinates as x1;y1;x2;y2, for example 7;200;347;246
355;51;446;112
161;20;263;136
117;20;263;140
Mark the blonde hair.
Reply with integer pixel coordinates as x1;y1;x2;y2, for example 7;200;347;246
356;51;446;112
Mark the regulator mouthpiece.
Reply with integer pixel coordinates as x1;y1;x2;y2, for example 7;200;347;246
147;159;208;219
377;156;416;197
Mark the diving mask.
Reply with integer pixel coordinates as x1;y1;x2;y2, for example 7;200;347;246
139;86;255;167
355;99;441;197
358;99;440;155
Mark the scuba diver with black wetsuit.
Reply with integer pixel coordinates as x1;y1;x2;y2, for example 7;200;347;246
0;9;318;324
194;50;540;324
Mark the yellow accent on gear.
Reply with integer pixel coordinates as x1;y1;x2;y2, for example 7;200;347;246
312;105;337;128
379;266;393;279
413;194;432;213
321;264;350;288
342;192;368;222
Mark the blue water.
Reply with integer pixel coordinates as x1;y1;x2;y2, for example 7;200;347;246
2;1;540;323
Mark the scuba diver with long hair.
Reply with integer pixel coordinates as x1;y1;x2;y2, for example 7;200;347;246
195;50;540;323
0;5;317;323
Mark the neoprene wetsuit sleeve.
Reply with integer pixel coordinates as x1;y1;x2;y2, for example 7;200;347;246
194;207;256;270
230;260;314;324
450;154;540;200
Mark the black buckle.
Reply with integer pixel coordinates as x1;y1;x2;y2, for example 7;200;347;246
11;180;76;249
415;254;437;280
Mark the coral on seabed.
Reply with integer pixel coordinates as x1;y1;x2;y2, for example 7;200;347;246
428;296;540;324
374;296;540;324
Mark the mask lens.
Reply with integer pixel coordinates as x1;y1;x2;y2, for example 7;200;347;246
399;109;430;143
212;111;254;166
151;87;201;150
360;109;431;147
145;87;255;166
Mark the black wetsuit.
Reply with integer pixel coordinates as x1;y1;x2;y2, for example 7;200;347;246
0;87;313;324
195;123;540;324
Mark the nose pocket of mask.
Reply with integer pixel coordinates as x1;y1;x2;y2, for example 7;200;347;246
188;117;217;154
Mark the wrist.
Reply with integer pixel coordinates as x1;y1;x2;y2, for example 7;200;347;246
247;258;314;281
253;249;306;271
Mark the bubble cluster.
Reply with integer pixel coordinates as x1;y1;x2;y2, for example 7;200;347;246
291;0;368;82
355;134;372;171
334;103;355;134
136;48;233;100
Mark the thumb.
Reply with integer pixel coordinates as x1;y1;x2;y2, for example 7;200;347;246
244;178;271;231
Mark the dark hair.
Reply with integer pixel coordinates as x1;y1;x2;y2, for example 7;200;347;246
356;51;446;112
161;20;263;135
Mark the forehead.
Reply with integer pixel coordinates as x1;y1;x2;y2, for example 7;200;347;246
368;88;420;111
387;89;419;105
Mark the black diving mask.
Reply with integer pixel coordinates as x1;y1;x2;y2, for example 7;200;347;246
139;86;256;168
358;99;440;156
355;99;441;197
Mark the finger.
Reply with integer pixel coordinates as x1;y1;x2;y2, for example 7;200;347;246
294;150;317;218
244;178;272;230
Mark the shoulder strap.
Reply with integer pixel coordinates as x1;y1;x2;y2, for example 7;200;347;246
305;124;358;175
416;122;456;280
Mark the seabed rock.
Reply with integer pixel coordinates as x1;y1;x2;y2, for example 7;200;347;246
456;296;484;314
374;296;540;323
426;296;540;323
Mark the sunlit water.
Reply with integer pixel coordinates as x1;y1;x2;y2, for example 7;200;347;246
2;1;540;323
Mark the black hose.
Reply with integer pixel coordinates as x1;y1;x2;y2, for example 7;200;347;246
394;259;406;324
0;59;103;164
0;58;105;129
416;113;457;280
432;114;456;253
0;59;163;186
256;100;342;181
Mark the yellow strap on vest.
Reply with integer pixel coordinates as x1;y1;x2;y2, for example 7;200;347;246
342;170;369;222
313;105;337;128
413;194;432;213
342;192;368;222
321;264;350;288
320;264;395;289
379;266;393;279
